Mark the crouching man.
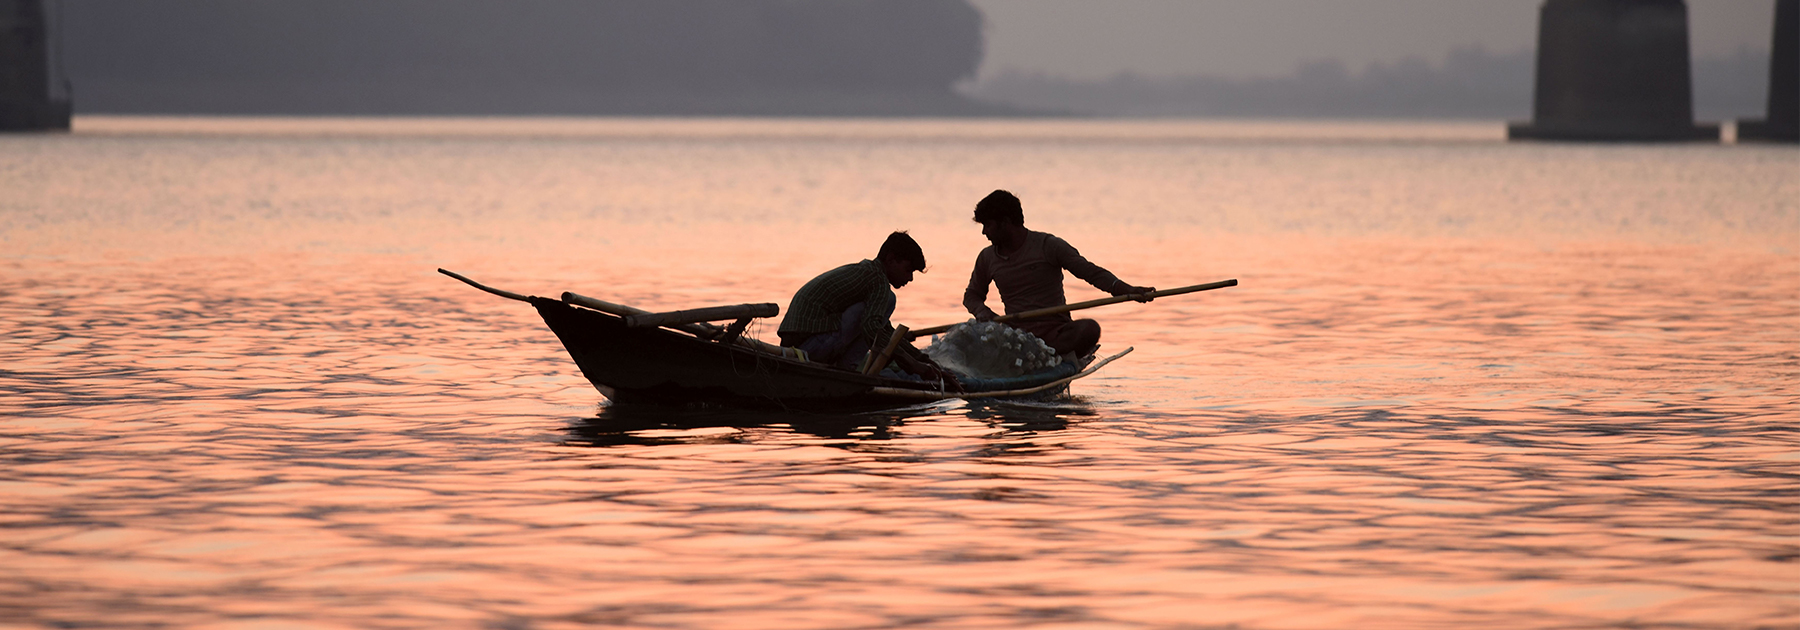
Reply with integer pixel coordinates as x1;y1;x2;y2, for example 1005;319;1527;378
778;231;960;386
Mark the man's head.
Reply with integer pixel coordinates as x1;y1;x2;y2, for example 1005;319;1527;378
876;231;926;288
974;190;1024;225
973;189;1028;250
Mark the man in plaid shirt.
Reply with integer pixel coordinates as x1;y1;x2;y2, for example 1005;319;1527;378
778;232;959;386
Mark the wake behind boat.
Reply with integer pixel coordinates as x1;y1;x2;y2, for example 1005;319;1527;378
441;269;1136;411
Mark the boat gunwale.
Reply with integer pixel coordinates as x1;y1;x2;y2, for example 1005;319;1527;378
868;347;1134;401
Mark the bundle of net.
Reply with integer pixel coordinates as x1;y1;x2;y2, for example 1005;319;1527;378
922;321;1062;379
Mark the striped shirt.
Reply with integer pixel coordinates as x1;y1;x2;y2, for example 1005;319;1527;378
963;231;1124;322
779;259;898;344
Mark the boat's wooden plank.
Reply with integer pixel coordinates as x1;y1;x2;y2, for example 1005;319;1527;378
862;325;910;375
625;303;779;328
868;347;1134;401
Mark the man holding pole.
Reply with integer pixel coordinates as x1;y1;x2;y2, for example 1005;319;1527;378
963;190;1155;358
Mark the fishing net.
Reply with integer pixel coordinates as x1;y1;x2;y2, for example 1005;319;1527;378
922;321;1062;379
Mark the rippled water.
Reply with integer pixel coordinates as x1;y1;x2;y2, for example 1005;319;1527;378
3;118;1796;629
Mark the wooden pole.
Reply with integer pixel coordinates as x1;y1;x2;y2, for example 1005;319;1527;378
565;292;803;360
907;278;1238;338
439;268;531;302
624;303;779;328
563;291;715;338
862;325;910;376
559;291;650;318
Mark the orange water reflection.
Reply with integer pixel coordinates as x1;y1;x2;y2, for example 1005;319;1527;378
1;118;1795;628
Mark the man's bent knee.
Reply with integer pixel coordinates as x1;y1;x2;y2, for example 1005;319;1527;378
1049;319;1101;356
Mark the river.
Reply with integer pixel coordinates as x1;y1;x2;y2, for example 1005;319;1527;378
2;117;1795;629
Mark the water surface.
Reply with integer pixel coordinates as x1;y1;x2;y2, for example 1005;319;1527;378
2;118;1795;629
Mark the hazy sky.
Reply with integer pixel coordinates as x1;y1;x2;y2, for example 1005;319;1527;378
971;0;1777;79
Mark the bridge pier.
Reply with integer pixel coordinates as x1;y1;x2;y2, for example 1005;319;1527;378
1508;0;1717;142
0;0;71;132
1737;0;1797;143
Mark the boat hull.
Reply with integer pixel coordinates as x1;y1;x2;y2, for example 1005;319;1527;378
533;298;944;411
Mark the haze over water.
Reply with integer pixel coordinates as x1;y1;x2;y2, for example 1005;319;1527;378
3;117;1796;629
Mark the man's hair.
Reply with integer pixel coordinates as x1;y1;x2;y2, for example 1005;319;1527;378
973;189;1024;225
878;231;927;271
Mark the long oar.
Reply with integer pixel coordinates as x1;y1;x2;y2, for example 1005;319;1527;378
907;278;1238;339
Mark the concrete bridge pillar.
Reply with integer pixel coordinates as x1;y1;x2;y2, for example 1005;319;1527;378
1508;0;1717;141
1737;0;1797;142
0;0;71;131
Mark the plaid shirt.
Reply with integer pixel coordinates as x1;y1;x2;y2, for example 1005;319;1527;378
779;259;897;343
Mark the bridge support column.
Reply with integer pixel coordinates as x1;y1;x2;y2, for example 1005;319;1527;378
1737;0;1797;143
0;0;71;132
1508;0;1717;142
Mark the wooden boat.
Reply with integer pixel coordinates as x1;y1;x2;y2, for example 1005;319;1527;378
441;269;1132;411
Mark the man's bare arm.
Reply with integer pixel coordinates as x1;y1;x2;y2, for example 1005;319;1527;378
962;252;1000;321
1048;235;1153;301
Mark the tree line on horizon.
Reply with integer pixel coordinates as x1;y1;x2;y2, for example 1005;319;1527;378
56;0;1007;116
963;46;1771;121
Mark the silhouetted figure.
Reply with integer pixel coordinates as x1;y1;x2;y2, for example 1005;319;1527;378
963;190;1154;359
1738;0;1798;142
1508;0;1718;141
0;0;70;131
778;232;959;386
